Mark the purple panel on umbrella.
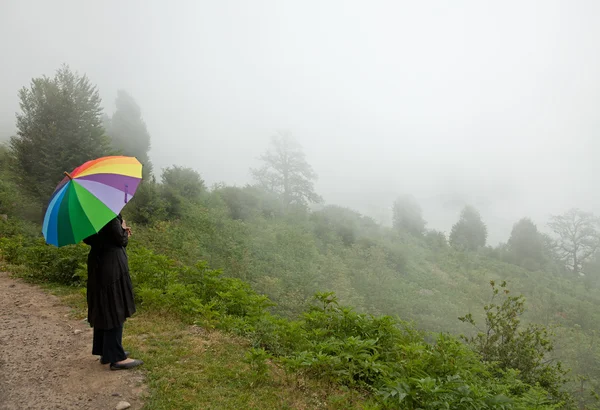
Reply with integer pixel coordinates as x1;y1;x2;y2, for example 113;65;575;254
76;173;141;194
75;179;136;214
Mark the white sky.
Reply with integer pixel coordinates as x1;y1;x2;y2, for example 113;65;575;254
1;0;599;243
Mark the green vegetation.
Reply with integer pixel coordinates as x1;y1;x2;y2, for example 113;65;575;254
392;194;426;237
0;218;582;409
505;218;549;272
450;205;488;251
2;65;600;409
9;65;113;203
105;89;153;178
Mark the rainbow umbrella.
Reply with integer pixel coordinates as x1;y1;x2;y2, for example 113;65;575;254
42;156;143;247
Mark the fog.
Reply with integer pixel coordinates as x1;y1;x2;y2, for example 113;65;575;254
2;0;600;244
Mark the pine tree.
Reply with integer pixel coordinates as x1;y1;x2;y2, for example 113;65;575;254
449;205;487;251
9;65;111;204
106;90;153;178
392;194;426;236
507;217;545;270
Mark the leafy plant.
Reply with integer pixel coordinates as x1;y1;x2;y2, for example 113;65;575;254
243;347;273;386
459;280;571;404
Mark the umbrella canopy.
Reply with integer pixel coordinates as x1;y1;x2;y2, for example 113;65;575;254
42;156;143;247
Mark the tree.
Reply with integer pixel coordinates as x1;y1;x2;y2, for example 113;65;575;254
125;176;167;225
251;131;322;210
0;144;9;170
459;281;570;403
392;194;426;236
424;229;447;250
548;208;600;275
106;90;153;178
9;65;111;204
507;217;546;270
0;144;17;214
161;166;205;218
0;143;41;220
311;205;363;247
449;205;487;251
215;184;282;221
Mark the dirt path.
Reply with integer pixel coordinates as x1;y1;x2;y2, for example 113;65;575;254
0;272;145;410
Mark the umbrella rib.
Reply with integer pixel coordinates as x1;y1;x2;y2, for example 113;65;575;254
70;180;120;240
69;181;99;243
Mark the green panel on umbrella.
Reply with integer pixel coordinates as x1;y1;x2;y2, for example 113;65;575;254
42;155;143;247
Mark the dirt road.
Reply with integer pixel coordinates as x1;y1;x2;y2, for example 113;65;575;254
0;272;145;410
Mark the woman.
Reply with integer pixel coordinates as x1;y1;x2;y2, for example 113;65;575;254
83;214;143;370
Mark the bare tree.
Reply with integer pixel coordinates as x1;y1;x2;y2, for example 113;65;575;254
251;131;322;210
548;208;600;274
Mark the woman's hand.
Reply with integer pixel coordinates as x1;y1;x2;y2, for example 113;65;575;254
122;219;132;237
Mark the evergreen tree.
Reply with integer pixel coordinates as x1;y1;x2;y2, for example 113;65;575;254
392;194;426;236
9;65;111;204
106;90;153;178
449;205;487;251
507;217;545;270
161;166;205;218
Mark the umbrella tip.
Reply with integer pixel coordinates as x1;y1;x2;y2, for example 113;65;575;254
64;171;73;180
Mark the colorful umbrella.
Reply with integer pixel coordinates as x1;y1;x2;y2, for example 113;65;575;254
42;156;143;247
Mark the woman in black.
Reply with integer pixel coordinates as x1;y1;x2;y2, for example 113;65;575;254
83;214;143;370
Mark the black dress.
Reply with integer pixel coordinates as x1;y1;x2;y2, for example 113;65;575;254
83;215;136;330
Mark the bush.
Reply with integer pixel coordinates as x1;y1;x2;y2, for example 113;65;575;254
125;179;167;225
0;231;87;285
126;244;274;327
0;216;41;239
0;217;579;409
23;240;88;285
459;281;572;405
161;166;205;218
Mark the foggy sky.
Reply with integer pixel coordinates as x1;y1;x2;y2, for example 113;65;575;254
2;1;600;244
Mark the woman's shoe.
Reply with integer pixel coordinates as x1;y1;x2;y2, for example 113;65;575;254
110;359;143;371
100;351;129;365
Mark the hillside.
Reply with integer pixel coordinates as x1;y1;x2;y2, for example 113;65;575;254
128;186;600;401
2;185;599;408
1;65;599;409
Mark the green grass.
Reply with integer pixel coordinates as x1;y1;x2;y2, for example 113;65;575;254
7;271;368;410
125;313;365;410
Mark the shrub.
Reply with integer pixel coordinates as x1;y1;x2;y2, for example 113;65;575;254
459;281;572;405
0;218;579;409
0;225;87;285
126;244;274;327
21;240;88;285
